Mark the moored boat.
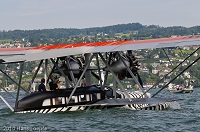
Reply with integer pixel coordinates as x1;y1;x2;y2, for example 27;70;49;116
168;84;193;93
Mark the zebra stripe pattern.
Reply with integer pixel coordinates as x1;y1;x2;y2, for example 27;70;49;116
15;105;108;114
120;91;169;110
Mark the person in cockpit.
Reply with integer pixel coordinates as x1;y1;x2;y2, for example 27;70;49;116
49;75;58;91
38;78;46;92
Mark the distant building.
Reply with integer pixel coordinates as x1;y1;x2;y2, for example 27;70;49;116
153;54;159;58
152;69;159;74
141;67;149;73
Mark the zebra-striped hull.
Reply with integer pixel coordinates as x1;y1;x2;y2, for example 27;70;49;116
16;91;169;113
16;103;169;113
16;102;169;113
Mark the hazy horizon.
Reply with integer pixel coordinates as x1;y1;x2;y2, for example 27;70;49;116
0;22;198;32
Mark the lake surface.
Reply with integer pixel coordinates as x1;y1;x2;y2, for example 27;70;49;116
0;88;200;132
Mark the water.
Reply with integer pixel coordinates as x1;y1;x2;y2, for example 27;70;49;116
0;88;200;132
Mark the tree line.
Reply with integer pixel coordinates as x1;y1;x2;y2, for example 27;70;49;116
0;23;200;42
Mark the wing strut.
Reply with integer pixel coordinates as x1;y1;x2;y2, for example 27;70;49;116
44;59;48;86
0;86;16;99
65;57;77;85
26;60;44;95
14;62;24;111
50;58;73;88
85;53;92;86
66;54;95;104
162;48;174;69
0;69;27;93
95;54;103;89
118;52;148;97
99;53;132;102
0;95;14;112
47;58;59;83
102;53;112;90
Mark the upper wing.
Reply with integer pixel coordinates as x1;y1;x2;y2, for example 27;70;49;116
1;35;200;63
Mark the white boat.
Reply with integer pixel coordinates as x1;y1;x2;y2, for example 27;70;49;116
168;84;193;93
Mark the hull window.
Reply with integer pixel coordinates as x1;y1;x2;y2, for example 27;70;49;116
78;95;81;102
69;96;75;103
75;96;79;103
42;99;51;106
42;93;102;107
91;93;97;100
80;95;86;102
53;98;59;105
97;93;101;99
86;94;91;101
62;97;66;104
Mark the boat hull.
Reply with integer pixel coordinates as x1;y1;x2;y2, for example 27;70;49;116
169;89;193;93
16;86;171;113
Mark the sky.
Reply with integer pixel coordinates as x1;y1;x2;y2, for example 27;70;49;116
0;0;200;31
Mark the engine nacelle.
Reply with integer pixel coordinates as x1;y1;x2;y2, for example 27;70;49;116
104;59;130;73
53;61;82;78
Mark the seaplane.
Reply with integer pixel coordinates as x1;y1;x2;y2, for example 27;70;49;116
1;35;200;113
